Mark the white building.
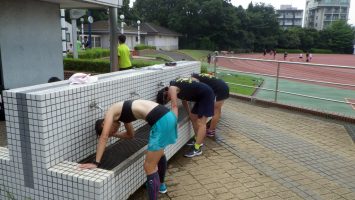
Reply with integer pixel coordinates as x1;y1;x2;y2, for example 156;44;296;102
82;21;182;50
276;5;303;29
304;0;351;30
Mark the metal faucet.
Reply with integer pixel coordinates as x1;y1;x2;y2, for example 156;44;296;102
130;91;140;99
157;82;165;87
89;101;104;112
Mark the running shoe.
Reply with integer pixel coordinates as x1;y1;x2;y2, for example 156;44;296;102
206;129;215;137
186;139;204;146
184;146;202;158
159;183;167;194
186;139;196;146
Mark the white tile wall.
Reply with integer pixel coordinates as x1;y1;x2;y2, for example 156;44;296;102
0;61;200;199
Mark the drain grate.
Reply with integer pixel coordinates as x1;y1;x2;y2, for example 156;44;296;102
80;107;188;170
80;125;150;170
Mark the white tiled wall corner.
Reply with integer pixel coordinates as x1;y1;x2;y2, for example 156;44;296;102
0;61;200;200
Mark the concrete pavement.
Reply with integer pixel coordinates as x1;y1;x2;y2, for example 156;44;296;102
129;98;355;200
1;97;354;199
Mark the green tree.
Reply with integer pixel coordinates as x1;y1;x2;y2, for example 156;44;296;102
133;0;176;26
119;0;139;26
325;20;354;53
131;0;353;54
166;0;240;50
300;28;319;51
244;3;280;51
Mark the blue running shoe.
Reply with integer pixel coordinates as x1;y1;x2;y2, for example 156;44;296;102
159;183;167;194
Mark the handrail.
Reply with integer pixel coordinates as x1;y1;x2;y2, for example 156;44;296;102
225;81;355;105
216;55;355;70
217;68;355;88
213;55;355;117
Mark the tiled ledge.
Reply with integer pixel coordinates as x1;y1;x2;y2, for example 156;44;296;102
49;161;113;187
0;147;9;161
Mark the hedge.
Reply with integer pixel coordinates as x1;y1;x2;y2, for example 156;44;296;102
275;48;334;54
66;48;110;59
275;49;303;53
64;58;110;73
309;48;333;54
63;58;164;73
134;44;156;50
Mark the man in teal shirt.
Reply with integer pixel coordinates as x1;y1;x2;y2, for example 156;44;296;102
117;35;132;70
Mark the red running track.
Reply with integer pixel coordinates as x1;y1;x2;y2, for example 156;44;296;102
217;53;355;90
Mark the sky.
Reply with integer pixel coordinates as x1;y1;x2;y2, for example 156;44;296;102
129;0;355;26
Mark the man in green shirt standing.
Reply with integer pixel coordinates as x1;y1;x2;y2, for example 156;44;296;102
117;35;132;71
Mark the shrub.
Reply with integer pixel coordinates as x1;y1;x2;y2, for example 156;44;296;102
134;44;156;50
309;48;333;54
131;59;164;68
201;63;208;73
80;48;110;59
63;58;164;73
66;48;110;59
64;58;110;73
233;49;253;54
275;49;303;53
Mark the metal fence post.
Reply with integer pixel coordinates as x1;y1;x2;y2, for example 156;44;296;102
274;62;281;102
214;55;217;78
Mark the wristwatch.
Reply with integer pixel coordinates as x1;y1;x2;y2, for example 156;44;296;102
92;160;101;167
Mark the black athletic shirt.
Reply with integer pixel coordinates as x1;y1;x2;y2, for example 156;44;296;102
170;77;208;102
118;100;137;123
145;105;169;126
191;73;227;93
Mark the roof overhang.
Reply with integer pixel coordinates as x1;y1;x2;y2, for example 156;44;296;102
39;0;122;8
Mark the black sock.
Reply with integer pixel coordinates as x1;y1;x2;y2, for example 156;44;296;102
146;171;160;200
158;155;167;183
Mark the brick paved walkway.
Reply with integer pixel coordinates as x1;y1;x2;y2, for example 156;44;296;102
129;98;355;200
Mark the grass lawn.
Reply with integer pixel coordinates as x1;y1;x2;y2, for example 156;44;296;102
131;59;165;66
98;57;165;66
177;49;212;61
177;49;212;73
177;49;263;96
140;54;174;62
218;72;263;96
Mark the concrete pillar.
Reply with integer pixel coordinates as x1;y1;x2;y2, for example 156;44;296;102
109;7;118;71
71;19;78;59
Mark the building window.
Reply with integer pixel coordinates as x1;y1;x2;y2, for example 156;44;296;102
66;33;71;42
340;0;348;4
94;37;101;48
